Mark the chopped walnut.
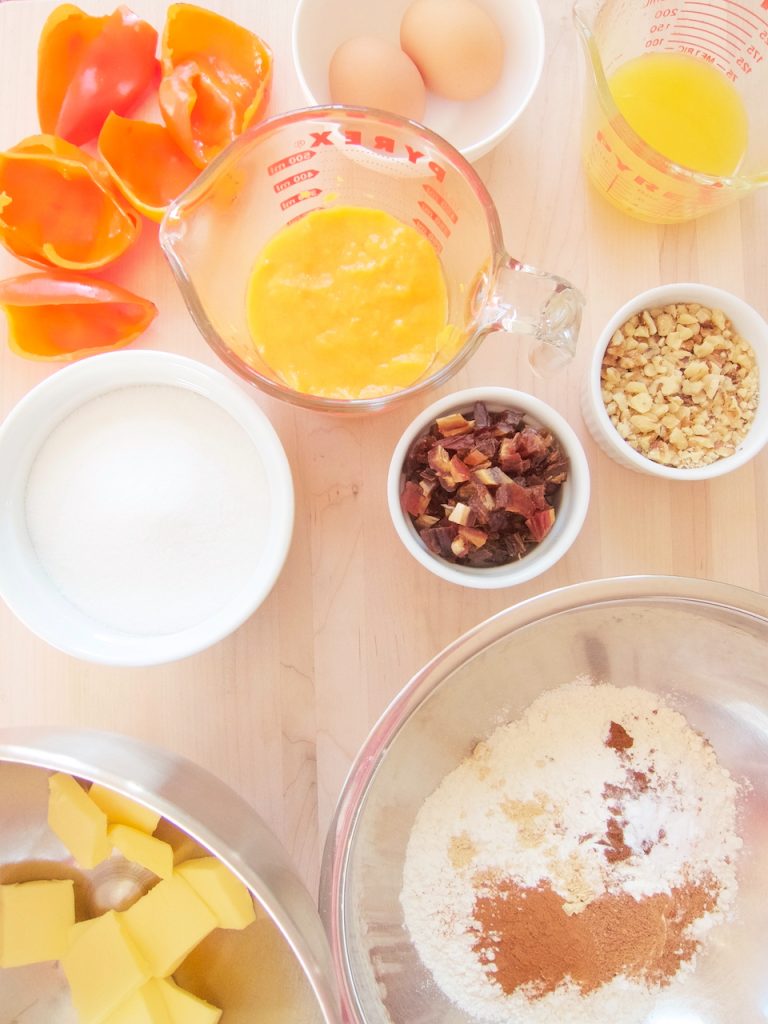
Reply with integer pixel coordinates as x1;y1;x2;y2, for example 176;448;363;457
600;302;759;468
400;402;569;567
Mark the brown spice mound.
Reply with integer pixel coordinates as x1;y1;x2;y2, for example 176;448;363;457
601;816;632;863
472;875;719;998
606;721;634;751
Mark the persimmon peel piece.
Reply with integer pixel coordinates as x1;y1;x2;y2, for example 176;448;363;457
159;3;272;167
97;113;199;222
0;135;140;271
37;4;158;146
0;272;157;361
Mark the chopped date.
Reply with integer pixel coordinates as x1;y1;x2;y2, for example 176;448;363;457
400;402;569;567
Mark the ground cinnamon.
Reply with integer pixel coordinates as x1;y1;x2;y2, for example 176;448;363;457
471;873;720;998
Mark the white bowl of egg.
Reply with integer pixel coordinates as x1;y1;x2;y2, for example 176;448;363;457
291;0;546;161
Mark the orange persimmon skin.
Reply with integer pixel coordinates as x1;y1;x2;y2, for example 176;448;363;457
0;135;140;270
97;113;199;222
37;5;108;135
37;4;159;146
159;3;272;167
0;271;157;360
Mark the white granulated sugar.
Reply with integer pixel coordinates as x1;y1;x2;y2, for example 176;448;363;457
400;678;742;1024
25;385;269;635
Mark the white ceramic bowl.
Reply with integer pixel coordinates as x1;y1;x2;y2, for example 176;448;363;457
291;0;545;162
387;387;590;588
582;284;768;480
0;351;294;666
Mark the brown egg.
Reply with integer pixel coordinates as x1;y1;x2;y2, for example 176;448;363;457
400;0;504;101
328;35;427;121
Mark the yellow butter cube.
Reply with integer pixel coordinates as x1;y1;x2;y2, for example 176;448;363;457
62;910;150;1024
121;874;217;976
69;917;95;946
48;772;110;869
102;980;170;1024
156;978;222;1024
175;857;256;930
0;879;75;967
89;785;161;835
108;825;174;880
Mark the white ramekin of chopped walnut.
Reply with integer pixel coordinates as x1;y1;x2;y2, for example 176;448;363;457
387;388;590;588
582;284;768;480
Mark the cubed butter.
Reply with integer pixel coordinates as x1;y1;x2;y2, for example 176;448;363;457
156;978;222;1024
48;772;111;869
0;878;75;967
102;980;170;1024
61;909;150;1024
69;917;95;946
121;874;217;976
175;857;256;930
108;825;174;880
88;785;161;835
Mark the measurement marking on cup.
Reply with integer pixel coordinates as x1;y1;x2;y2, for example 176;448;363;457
418;201;451;238
280;188;322;210
686;0;758;22
685;3;754;33
670;25;738;54
591;128;721;203
422;184;458;224
273;169;319;193
668;31;735;59
725;0;768;25
268;151;316;176
684;0;768;36
412;219;443;253
678;14;748;42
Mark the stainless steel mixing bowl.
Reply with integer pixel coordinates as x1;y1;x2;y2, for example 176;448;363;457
319;576;768;1024
0;728;341;1024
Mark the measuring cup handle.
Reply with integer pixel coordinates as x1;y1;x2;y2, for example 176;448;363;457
492;256;585;375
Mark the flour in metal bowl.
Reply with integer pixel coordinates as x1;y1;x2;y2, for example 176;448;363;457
400;678;743;1023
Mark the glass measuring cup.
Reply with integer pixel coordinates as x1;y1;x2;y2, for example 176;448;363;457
159;106;583;414
574;0;768;223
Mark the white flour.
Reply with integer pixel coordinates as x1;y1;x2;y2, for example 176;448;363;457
25;385;268;635
400;679;742;1023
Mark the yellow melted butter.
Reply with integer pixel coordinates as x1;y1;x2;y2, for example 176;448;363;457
246;206;449;400
608;53;748;177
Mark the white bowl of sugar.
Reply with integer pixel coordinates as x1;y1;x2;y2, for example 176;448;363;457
0;351;294;665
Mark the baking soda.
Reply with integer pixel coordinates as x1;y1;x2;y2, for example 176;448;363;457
400;679;742;1023
25;385;269;635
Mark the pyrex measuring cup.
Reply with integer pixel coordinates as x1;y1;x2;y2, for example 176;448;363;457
160;107;583;414
574;0;768;223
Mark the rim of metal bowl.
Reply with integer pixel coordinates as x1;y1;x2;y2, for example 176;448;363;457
318;573;768;1023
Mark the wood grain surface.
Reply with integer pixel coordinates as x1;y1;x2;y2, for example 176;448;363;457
1;0;767;897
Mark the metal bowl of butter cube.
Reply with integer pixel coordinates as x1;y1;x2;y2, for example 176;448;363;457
0;728;340;1024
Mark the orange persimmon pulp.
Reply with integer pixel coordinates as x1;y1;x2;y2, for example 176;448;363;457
0;135;140;270
246;207;448;399
0;272;157;361
159;3;273;167
98;113;199;222
37;4;158;146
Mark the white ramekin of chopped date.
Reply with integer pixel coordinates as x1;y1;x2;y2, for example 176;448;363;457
387;388;590;588
582;284;768;480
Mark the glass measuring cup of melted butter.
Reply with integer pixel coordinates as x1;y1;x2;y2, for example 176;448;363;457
160;107;583;414
574;0;768;223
